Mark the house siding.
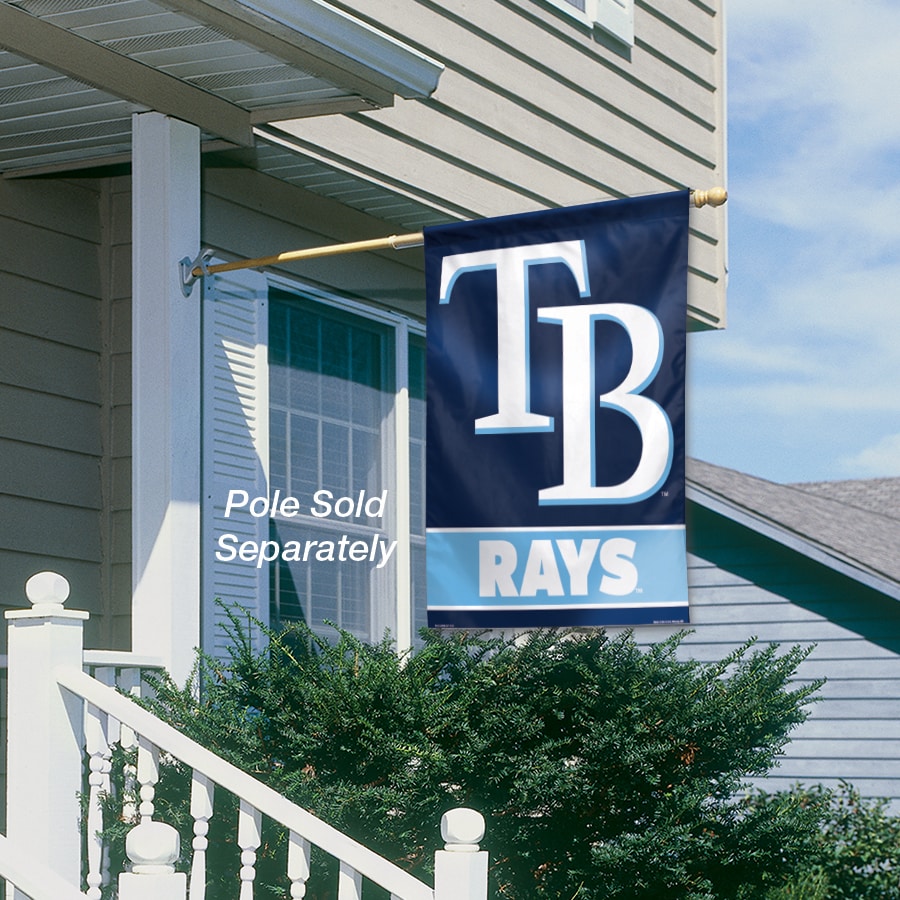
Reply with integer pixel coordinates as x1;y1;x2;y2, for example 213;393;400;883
201;166;428;316
102;175;134;651
0;175;133;650
0;176;107;647
276;0;727;327
609;504;900;809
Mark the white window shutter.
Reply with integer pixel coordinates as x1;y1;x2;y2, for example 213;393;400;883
592;0;634;46
201;263;270;660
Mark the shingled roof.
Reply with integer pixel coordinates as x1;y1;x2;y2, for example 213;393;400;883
686;458;900;601
790;478;900;522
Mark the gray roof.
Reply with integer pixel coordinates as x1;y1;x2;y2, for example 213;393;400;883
789;477;900;522
686;458;900;599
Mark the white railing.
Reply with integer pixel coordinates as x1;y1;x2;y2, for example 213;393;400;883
3;572;488;900
0;834;89;900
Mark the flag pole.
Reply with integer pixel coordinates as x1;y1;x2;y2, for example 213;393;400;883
180;187;726;294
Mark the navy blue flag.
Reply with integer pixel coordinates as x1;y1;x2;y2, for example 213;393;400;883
425;191;690;628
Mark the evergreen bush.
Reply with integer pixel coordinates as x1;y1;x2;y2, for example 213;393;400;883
132;616;829;899
751;782;900;900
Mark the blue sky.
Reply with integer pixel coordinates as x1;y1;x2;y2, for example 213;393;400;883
686;0;900;485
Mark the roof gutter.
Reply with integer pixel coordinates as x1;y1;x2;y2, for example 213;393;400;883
169;0;444;103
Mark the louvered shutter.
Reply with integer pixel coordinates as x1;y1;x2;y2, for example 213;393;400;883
201;264;270;658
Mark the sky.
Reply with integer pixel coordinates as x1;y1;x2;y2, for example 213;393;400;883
686;0;900;485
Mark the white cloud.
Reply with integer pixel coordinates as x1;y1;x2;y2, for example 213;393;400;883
688;1;900;481
840;434;900;477
729;1;900;130
691;334;819;377
727;0;900;241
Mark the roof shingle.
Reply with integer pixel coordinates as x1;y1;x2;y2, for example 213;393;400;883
686;458;900;591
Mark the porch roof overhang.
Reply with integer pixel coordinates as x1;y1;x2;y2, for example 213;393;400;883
0;0;443;176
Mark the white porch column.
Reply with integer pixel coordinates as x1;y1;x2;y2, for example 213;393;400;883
132;111;201;685
5;572;88;897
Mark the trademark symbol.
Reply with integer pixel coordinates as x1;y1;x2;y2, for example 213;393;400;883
661;490;669;497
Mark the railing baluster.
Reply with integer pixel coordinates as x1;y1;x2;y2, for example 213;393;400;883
84;701;111;900
287;831;311;899
95;667;120;745
118;668;141;822
136;736;160;823
95;666;118;890
238;800;262;900
338;861;362;900
190;770;215;900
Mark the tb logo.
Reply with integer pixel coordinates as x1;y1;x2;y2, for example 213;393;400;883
440;241;673;504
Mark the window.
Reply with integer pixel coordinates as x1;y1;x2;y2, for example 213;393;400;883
267;286;426;649
408;334;427;637
545;0;634;46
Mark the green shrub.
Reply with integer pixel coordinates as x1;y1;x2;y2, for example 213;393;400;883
751;782;900;900
134;618;826;899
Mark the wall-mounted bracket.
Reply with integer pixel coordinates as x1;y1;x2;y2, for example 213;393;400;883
180;248;215;297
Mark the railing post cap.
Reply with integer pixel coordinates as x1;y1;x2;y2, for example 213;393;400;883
126;821;181;875
25;571;70;609
8;570;87;621
441;808;485;851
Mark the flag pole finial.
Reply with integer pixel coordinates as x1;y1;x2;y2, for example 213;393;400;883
692;187;727;208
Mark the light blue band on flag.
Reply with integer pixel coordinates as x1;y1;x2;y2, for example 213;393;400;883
427;526;687;624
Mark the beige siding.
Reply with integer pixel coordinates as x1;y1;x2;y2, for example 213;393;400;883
0;177;106;646
0;0;729;648
0;179;131;647
280;0;727;326
202;166;430;316
101;176;133;649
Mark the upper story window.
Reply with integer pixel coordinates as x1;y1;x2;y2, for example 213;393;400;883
545;0;634;46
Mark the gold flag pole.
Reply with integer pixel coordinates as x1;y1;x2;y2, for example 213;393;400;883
180;187;726;295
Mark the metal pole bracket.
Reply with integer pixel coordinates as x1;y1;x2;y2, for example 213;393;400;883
179;248;214;297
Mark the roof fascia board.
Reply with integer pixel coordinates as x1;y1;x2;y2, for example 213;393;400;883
248;96;376;123
0;2;254;147
1;140;236;180
687;484;900;602
167;0;443;102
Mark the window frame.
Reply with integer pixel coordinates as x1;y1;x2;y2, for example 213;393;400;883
266;273;425;654
543;0;634;47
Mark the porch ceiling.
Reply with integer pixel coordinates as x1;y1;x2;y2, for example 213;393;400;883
0;0;442;176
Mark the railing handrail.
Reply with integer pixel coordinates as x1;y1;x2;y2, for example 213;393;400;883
0;833;90;900
82;649;166;669
54;665;436;900
0;651;166;671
